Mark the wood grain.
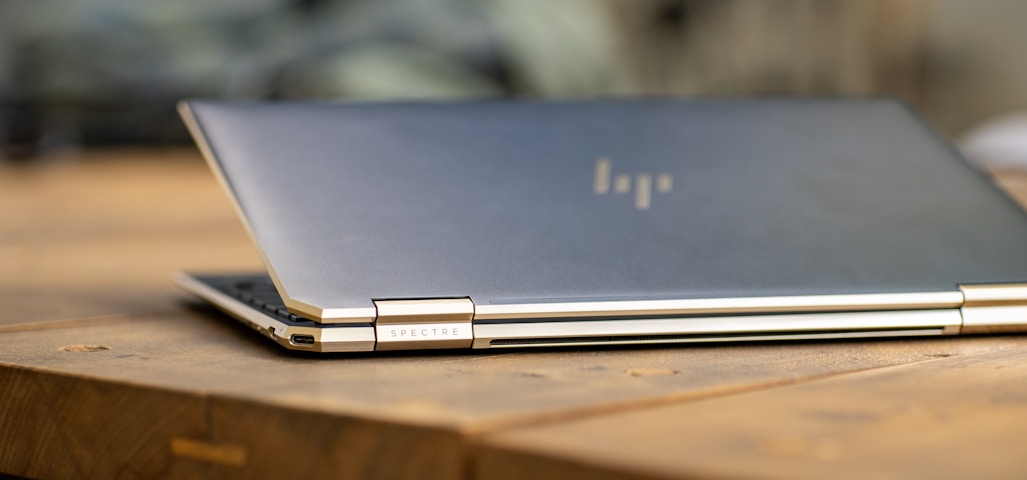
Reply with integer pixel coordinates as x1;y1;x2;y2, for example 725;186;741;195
4;312;1024;427
0;365;209;479
205;397;466;480
474;345;1027;480
2;309;1025;479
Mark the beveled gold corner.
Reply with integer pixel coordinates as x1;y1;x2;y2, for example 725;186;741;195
959;284;1027;334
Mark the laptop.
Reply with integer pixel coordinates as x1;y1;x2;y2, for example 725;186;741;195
176;99;1027;353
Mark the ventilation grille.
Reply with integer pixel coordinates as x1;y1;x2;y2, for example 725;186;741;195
489;328;944;347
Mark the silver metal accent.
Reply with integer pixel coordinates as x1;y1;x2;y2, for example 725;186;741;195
635;173;652;210
593;158;611;194
613;174;632;194
473;291;965;321
959;284;1027;334
656;173;673;193
472;309;962;349
592;157;671;210
175;273;376;352
373;298;474;350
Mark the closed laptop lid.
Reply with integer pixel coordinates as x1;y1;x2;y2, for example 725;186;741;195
181;99;1027;321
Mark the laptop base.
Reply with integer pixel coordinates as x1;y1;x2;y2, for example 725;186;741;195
178;273;972;353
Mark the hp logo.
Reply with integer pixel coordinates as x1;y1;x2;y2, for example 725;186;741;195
592;158;672;210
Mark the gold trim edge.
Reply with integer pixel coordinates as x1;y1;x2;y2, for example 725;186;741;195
174;272;376;352
471;309;963;349
472;291;966;321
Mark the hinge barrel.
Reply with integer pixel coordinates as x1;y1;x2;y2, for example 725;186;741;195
959;284;1027;334
373;298;474;350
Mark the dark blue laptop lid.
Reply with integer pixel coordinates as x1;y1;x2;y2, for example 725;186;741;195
182;99;1027;316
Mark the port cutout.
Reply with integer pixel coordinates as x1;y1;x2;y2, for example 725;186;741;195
290;334;315;345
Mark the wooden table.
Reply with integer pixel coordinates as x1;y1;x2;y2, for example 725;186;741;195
3;149;1027;480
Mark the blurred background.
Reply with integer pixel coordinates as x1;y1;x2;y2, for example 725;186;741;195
2;0;1027;163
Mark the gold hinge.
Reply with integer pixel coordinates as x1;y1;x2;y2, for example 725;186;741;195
372;298;474;350
959;284;1027;334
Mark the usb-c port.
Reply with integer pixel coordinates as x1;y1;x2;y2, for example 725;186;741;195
290;334;315;345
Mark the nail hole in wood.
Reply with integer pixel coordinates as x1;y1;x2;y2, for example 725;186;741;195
58;345;111;352
625;368;678;377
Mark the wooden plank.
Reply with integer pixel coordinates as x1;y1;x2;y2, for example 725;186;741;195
4;311;1024;427
0;365;209;479
0;224;261;327
1;309;1025;479
0;149;235;241
205;397;466;480
0;148;261;328
0;364;464;480
474;343;1027;480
